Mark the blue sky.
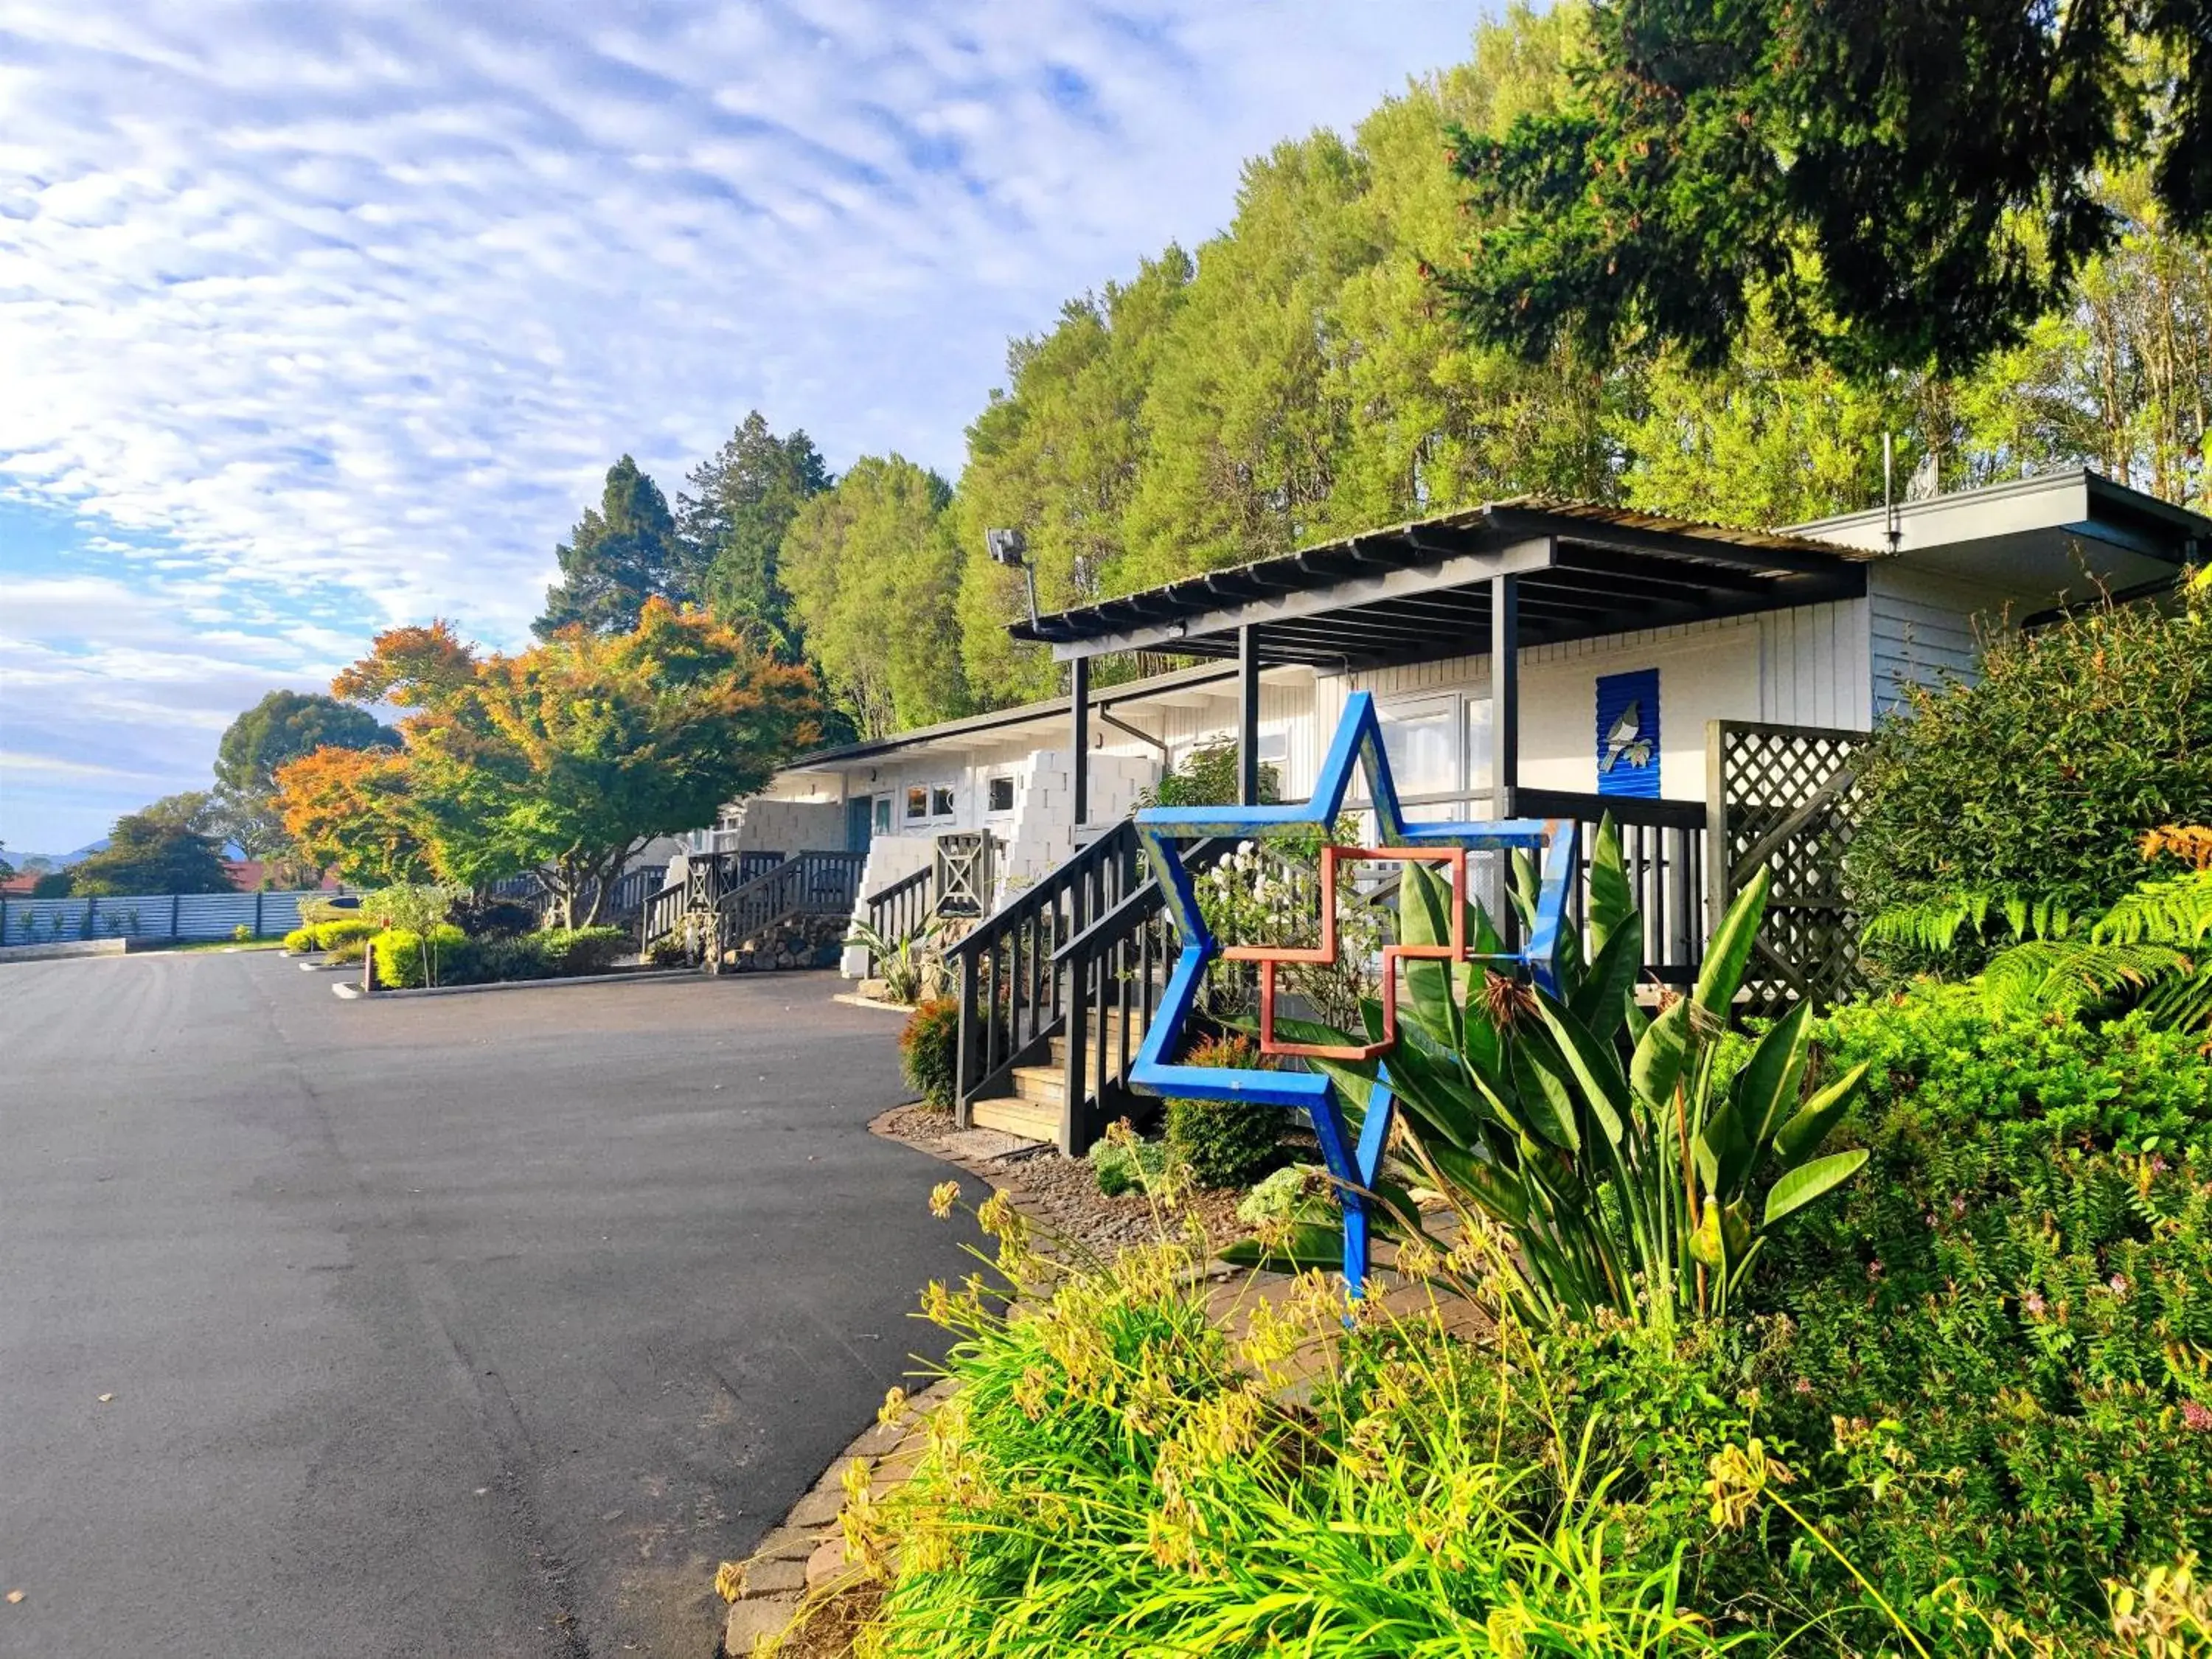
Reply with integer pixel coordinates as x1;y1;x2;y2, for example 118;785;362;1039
0;0;1483;855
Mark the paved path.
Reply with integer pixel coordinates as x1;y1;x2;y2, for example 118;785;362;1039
0;951;975;1658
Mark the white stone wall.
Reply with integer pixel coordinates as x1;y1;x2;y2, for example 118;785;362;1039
998;748;1156;899
841;835;936;976
728;797;849;858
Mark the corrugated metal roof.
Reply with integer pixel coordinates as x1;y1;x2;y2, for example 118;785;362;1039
1010;497;1869;657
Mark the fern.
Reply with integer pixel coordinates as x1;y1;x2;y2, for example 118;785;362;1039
1863;891;1995;952
1980;939;2192;1019
1863;888;2071;951
2092;867;2212;946
2140;961;2212;1031
1980;852;2212;1029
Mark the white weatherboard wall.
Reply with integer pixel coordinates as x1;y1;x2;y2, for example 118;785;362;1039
1308;600;1876;802
1867;563;2014;712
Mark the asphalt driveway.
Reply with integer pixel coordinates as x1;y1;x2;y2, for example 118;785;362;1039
0;951;975;1658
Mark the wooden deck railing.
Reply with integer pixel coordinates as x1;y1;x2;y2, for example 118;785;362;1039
860;866;935;968
945;822;1149;1135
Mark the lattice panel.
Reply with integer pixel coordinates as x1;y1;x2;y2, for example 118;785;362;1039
1714;722;1867;1018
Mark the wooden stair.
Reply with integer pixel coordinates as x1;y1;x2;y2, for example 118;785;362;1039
967;1012;1150;1146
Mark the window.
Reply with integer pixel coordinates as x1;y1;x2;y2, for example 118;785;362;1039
905;786;928;821
987;776;1015;813
873;796;893;834
931;785;956;818
1377;692;1494;819
1464;696;1494;794
1379;696;1459;821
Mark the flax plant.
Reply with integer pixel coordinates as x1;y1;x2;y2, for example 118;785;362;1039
1281;821;1868;1330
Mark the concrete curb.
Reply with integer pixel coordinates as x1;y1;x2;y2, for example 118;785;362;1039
333;967;699;1001
0;937;128;964
830;992;917;1015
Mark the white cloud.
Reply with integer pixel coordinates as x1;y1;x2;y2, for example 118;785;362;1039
0;0;1479;846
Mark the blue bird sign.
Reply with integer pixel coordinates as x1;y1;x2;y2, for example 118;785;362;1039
1596;669;1660;798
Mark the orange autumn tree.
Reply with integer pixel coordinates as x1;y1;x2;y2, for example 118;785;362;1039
274;745;433;888
277;600;824;925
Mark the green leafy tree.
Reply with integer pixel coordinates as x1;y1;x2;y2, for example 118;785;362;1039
1324;7;1624;526
782;456;970;738
535;455;688;636
1119;133;1378;586
212;689;400;859
1955;169;2212;509
70;793;234;895
678;411;833;655
950;251;1194;708
1441;0;2212;379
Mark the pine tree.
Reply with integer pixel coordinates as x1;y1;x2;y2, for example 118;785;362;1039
535;456;686;637
677;412;832;657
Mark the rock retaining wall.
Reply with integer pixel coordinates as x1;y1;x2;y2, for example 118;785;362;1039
720;914;846;973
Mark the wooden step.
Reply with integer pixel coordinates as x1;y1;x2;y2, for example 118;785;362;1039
970;1096;1059;1143
1046;1014;1150;1069
1009;1064;1065;1107
1046;1033;1150;1068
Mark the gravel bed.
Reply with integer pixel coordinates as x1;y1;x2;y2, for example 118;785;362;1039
872;1103;1260;1257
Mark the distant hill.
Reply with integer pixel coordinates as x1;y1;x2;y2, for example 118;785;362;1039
9;840;108;870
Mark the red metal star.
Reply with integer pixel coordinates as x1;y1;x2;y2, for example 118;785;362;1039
1220;844;1470;1061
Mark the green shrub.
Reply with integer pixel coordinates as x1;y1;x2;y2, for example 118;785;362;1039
535;925;626;976
1756;982;2212;1641
325;937;367;967
283;917;380;953
311;917;379;951
1086;1130;1170;1197
370;924;467;988
900;997;960;1110
438;935;543;985
1235;1163;1332;1227
231;923;254;943
1163;1034;1285;1188
1848;591;2212;973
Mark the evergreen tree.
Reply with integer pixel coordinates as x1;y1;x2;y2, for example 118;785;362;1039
535;456;686;637
781;456;968;739
1439;0;2211;379
71;793;233;895
677;411;832;656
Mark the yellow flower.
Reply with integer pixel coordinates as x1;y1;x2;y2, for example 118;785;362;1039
1013;1365;1051;1421
1395;1236;1441;1281
713;1559;745;1602
1707;1438;1794;1530
928;1180;960;1220
919;1279;955;1326
975;1189;1016;1237
877;1385;909;1427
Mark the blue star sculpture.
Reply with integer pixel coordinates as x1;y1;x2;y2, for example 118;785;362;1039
1129;690;1576;1295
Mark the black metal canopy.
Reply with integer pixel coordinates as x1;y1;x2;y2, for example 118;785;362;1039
1009;499;1872;669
